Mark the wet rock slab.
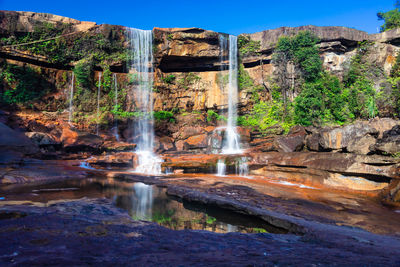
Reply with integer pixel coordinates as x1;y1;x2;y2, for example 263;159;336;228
0;198;399;266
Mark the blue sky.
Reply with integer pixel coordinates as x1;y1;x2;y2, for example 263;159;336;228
0;0;396;35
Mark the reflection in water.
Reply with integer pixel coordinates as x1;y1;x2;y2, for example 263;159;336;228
0;177;286;234
132;183;153;220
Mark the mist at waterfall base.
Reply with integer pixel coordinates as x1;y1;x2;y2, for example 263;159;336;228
127;28;162;175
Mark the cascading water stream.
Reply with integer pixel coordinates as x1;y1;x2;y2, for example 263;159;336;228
217;159;226;176
127;28;162;175
68;72;75;125
112;73;120;141
96;72;102;135
221;35;242;154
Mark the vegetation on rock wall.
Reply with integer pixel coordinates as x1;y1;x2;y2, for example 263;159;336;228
153;111;175;123
241;30;384;130
237;35;261;56
0;61;52;106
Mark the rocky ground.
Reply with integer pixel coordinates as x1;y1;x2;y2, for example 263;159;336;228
0;179;399;266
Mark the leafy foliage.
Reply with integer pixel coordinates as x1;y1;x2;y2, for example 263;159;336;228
238;90;295;133
275;31;322;83
238;64;254;90
237;35;261;56
378;2;400;32
74;58;93;89
162;74;176;84
206;110;226;123
294;73;352;126
153;111;175;123
0;62;51;105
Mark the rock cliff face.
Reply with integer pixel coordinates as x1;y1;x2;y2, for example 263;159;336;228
2;11;400;114
2;11;400;203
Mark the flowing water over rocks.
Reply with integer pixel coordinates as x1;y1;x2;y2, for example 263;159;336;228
221;35;242;154
127;28;162;175
68;72;74;125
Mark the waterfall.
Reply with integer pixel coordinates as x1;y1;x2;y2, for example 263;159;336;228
112;73;120;141
238;157;249;176
96;72;102;135
221;35;242;154
68;72;74;125
127;28;162;175
217;159;226;176
133;182;153;220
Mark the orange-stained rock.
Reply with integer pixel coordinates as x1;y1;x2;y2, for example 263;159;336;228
184;134;208;149
173;126;205;140
204;126;215;133
87;152;135;167
61;126;103;150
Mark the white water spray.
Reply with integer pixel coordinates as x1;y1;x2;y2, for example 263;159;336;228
127;28;162;175
112;73;120;141
96;72;102;135
68;72;74;125
217;159;226;176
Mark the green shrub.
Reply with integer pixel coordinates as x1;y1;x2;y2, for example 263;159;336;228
206;110;226;123
74;58;93;89
378;2;400;32
0;63;48;105
153;111;175;123
162;74;176;84
275;31;322;83
238;64;254;90
237;95;294;133
238;35;261;56
294;73;353;126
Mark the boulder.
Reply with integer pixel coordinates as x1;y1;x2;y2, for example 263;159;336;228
175;140;185;152
374;125;400;155
25;132;59;146
274;126;306;152
319;122;378;151
0;122;39;155
158;136;176;152
369;118;399;138
61;126;103;151
382;179;400;203
172;126;205;140
306;133;321;151
184;134;208;150
347;135;376;155
250;152;400;181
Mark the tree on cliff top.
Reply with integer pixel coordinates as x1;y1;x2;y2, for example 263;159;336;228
378;1;400;32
